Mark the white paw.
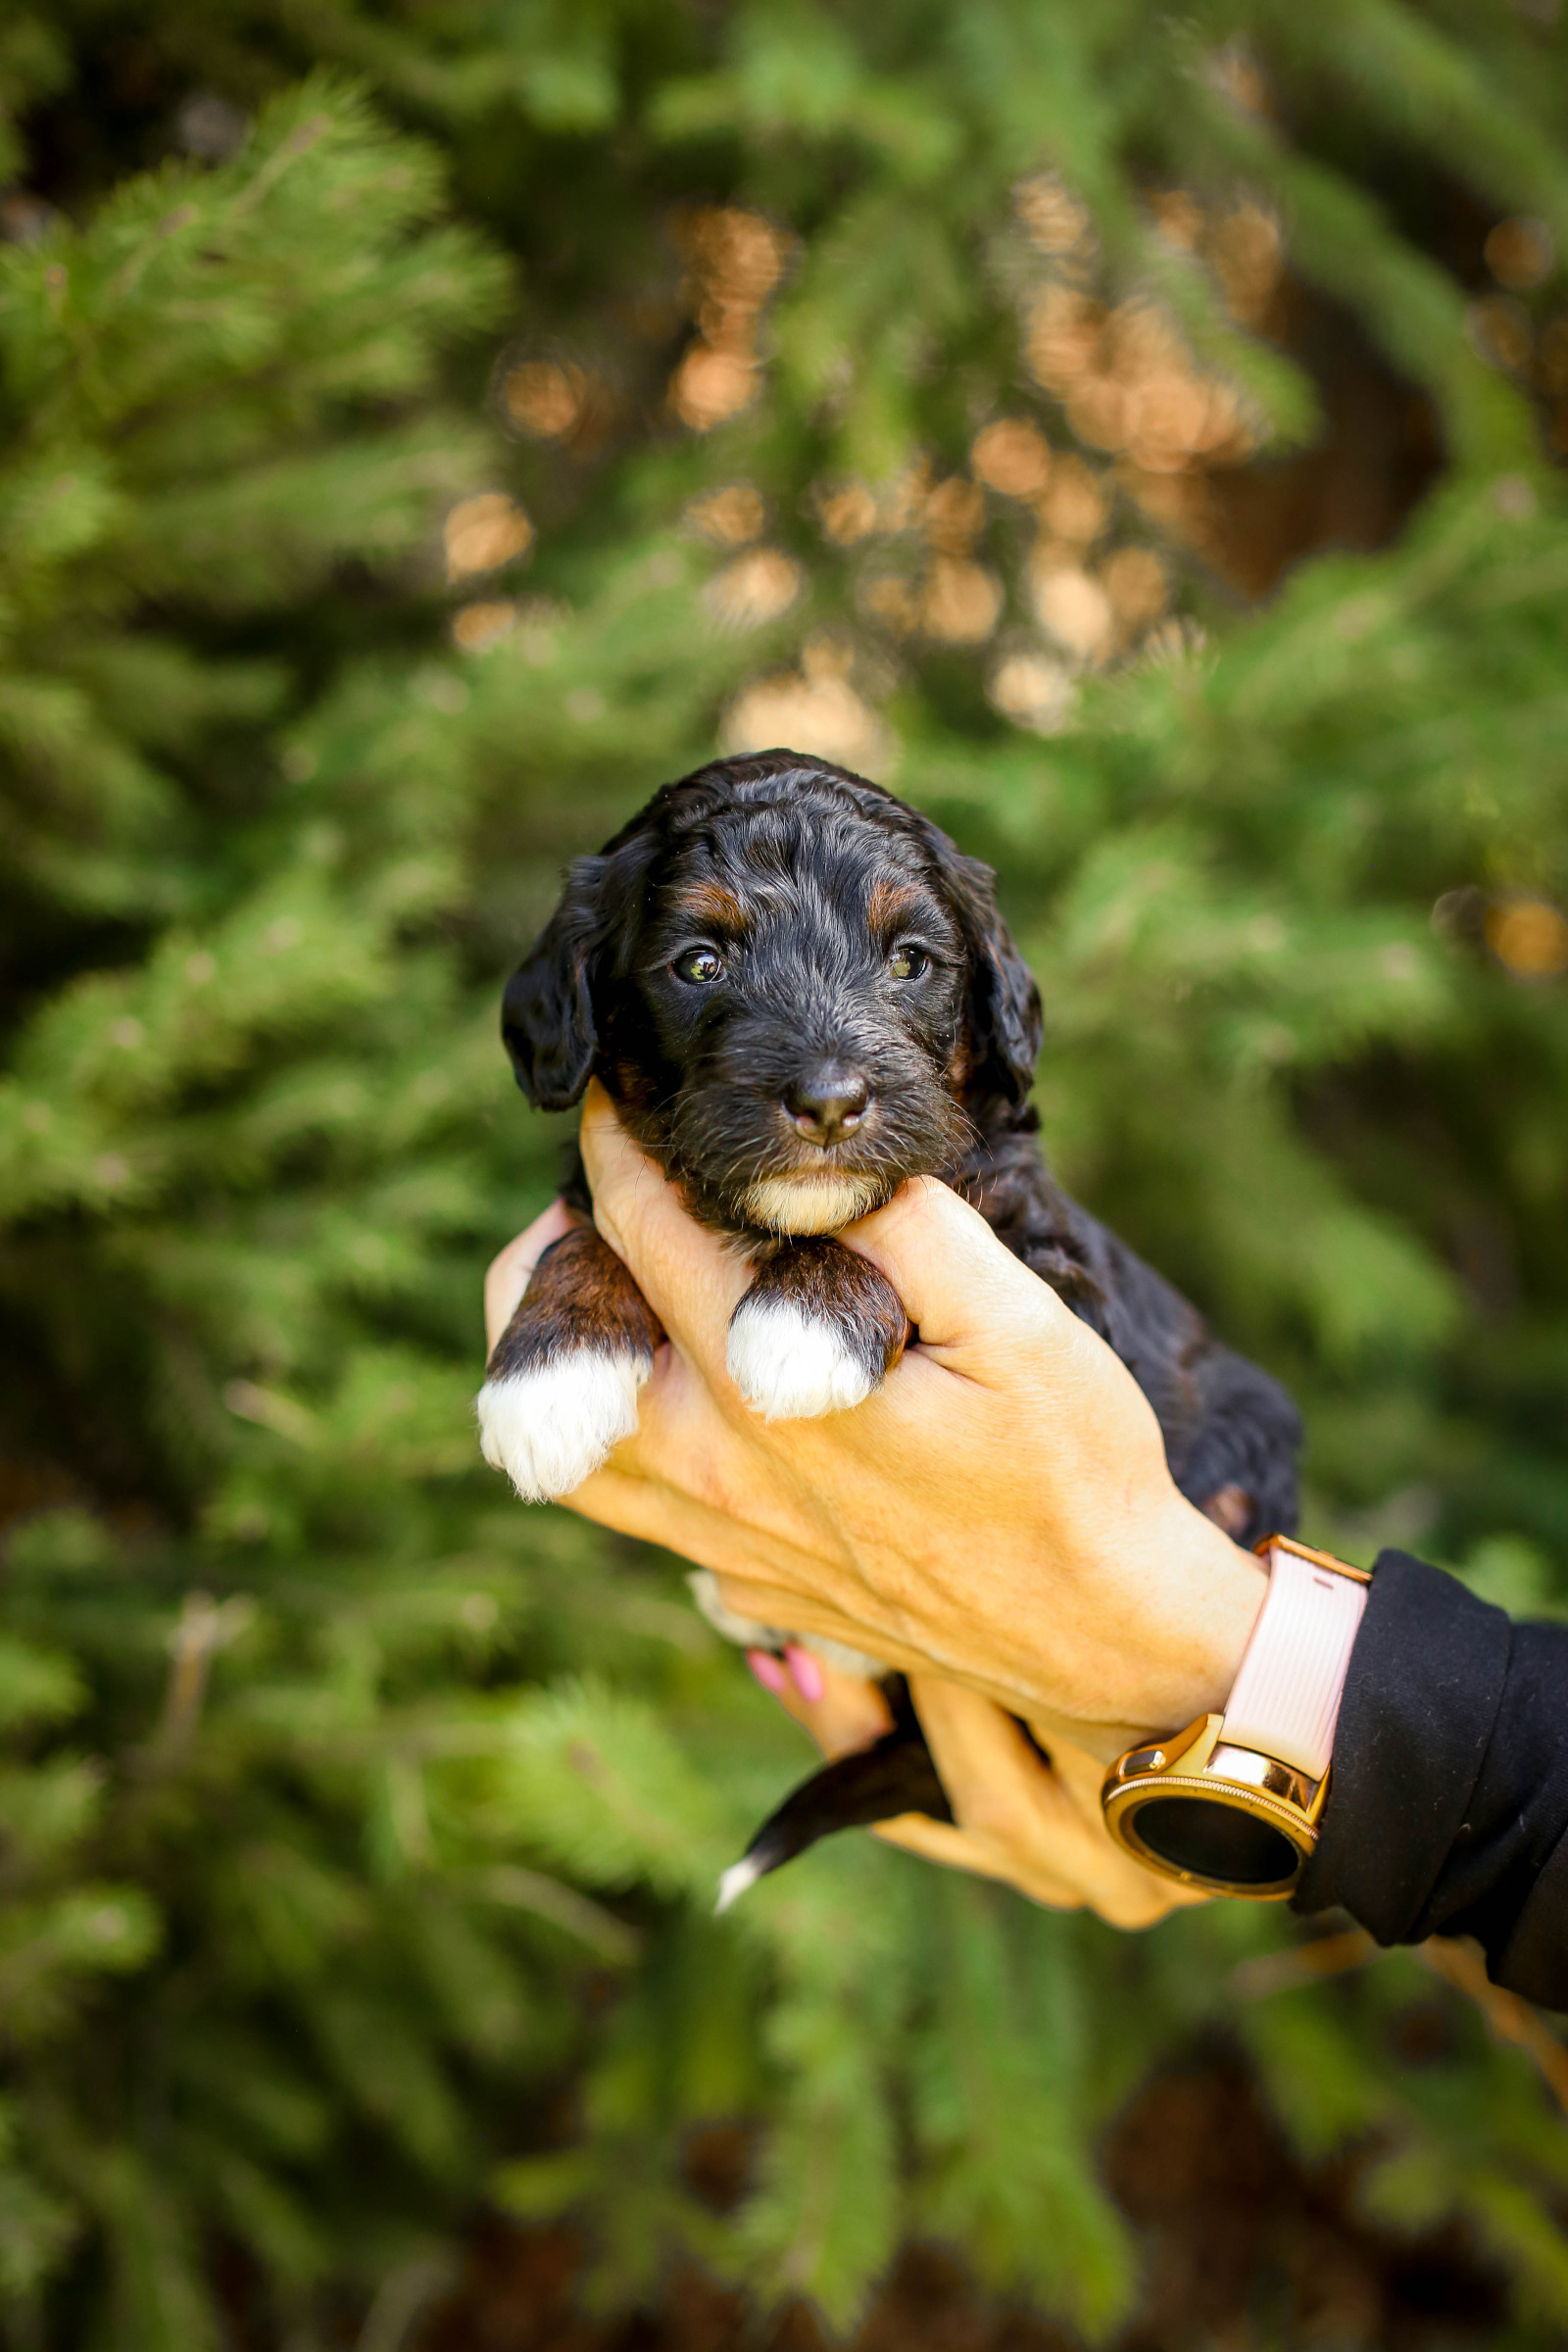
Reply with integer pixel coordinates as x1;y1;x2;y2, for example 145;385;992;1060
476;1351;648;1501
725;1297;878;1422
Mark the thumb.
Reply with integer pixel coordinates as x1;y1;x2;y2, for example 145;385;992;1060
842;1175;1086;1374
484;1197;574;1355
578;1079;751;1375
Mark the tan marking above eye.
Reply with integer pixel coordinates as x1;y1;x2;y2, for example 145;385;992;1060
865;876;924;939
677;880;749;934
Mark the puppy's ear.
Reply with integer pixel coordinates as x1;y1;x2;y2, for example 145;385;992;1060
503;824;659;1109
502;856;606;1110
946;852;1043;1105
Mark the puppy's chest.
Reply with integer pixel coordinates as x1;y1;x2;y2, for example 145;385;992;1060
563;1126;1091;1291
564;1057;1119;1355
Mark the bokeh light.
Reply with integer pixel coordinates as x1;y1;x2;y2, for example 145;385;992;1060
701;546;803;631
686;484;765;543
722;636;893;774
919;557;1003;643
669;208;789;431
814;480;880;544
1015;172;1092;259
1486;217;1555;293
1029;557;1114;663
503;358;588;438
1485;897;1568;979
971;417;1053;499
444;493;533;581
988;648;1077;733
451;600;515;652
1037;454;1106;543
1102;545;1168;630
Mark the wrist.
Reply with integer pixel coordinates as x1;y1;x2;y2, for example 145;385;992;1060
1004;1499;1269;1765
1102;1534;1370;1899
1120;1502;1268;1738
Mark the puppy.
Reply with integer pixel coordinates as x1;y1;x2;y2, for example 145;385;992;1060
478;749;1300;1893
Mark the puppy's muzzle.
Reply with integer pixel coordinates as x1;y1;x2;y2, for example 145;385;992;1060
783;1061;871;1147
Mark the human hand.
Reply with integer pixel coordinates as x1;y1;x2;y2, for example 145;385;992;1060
750;1650;1206;1927
483;1083;1265;1763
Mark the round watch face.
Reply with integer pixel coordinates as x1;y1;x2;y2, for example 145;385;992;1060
1130;1793;1300;1888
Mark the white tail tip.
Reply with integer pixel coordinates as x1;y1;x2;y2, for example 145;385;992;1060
714;1856;763;1916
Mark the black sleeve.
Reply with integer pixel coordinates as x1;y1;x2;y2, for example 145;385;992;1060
1293;1549;1568;2010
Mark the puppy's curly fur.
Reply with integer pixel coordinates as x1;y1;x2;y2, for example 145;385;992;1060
478;749;1300;1889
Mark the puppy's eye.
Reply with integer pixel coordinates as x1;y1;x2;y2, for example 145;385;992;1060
673;947;723;985
886;944;929;980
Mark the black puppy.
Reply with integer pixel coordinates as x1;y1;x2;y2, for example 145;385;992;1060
479;749;1300;1893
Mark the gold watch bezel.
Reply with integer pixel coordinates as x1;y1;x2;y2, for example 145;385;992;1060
1101;1711;1327;1898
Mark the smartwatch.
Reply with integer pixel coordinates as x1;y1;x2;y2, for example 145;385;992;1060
1101;1535;1370;1899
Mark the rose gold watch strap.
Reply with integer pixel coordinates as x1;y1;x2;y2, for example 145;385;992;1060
1220;1540;1369;1780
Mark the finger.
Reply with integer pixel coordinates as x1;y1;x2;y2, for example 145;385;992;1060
754;1653;896;1759
870;1810;1086;1907
553;1461;845;1601
702;1569;1080;1728
1033;1732;1205;1917
910;1676;1054;1814
881;1679;1088;1904
909;1678;1198;1926
710;1570;985;1690
578;1082;751;1376
710;1576;1075;1727
840;1176;1085;1371
768;1666;1087;1903
484;1199;575;1355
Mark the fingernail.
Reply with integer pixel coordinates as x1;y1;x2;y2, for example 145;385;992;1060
784;1643;824;1704
747;1648;787;1695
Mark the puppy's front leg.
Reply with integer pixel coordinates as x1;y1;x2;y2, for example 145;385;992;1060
477;1222;663;1500
726;1241;908;1422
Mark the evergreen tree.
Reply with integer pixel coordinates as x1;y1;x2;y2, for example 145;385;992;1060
3;6;1568;2344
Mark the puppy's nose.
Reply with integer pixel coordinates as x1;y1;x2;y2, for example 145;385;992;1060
784;1066;871;1146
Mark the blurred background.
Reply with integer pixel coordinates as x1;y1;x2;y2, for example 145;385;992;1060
3;4;1568;2346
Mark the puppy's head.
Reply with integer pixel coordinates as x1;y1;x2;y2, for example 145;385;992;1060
502;750;1042;1236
